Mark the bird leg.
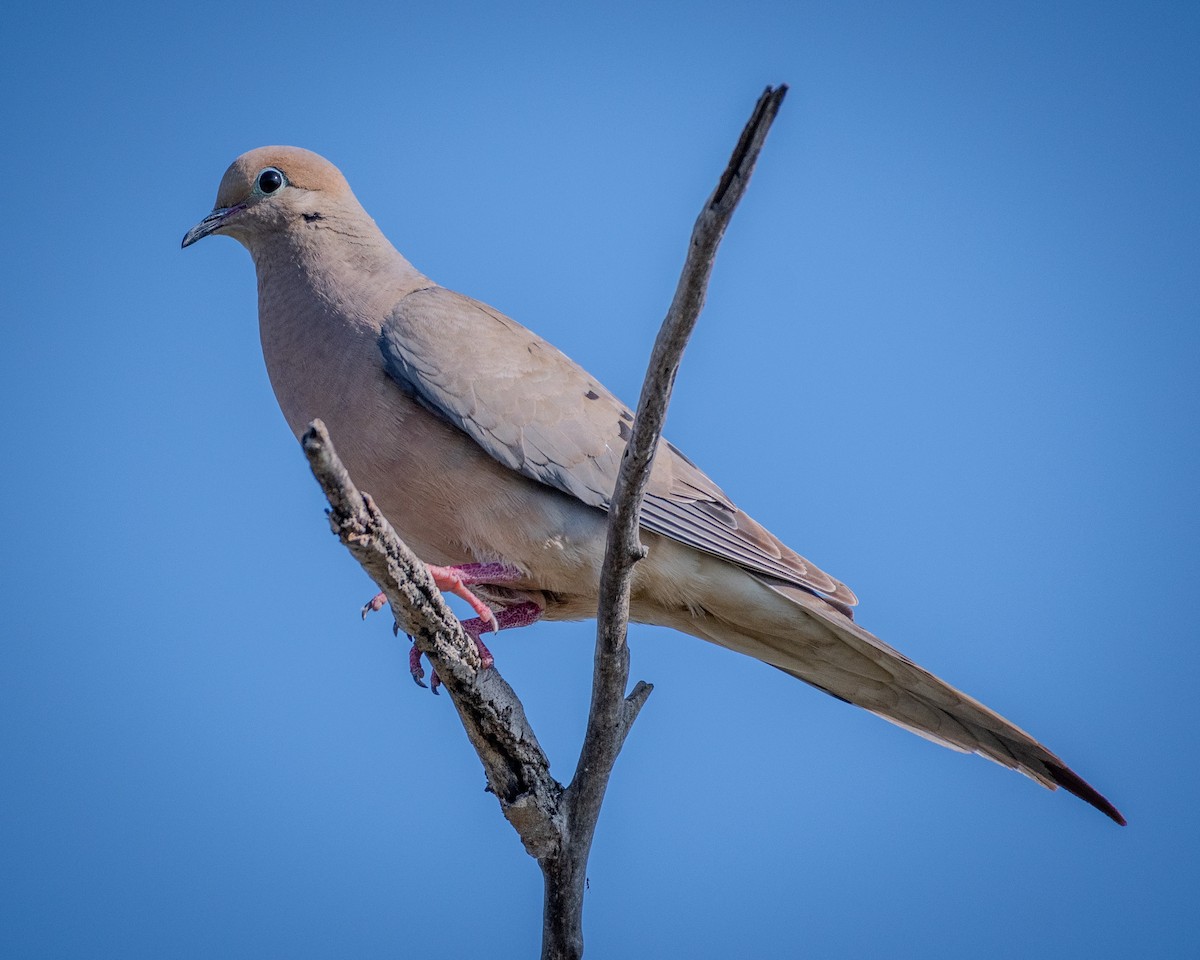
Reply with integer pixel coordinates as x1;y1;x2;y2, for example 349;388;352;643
410;600;543;694
361;561;526;633
426;562;525;634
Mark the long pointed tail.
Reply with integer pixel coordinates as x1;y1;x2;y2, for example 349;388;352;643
686;573;1125;825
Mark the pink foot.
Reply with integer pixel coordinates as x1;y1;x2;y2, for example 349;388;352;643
412;601;543;695
362;562;525;630
426;562;528;634
361;591;388;619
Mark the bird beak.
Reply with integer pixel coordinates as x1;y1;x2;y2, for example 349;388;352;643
181;205;244;248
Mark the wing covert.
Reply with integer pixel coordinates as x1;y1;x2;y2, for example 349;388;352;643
379;285;856;607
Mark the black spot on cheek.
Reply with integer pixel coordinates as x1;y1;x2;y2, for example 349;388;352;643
620;411;634;422
303;212;324;222
584;389;599;400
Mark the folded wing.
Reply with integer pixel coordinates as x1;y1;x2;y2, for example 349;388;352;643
379;285;856;607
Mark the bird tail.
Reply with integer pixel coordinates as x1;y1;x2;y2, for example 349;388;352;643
679;572;1125;825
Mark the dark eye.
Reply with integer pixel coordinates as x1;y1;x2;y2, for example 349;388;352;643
257;167;285;194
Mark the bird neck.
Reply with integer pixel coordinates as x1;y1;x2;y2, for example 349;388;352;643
253;207;429;336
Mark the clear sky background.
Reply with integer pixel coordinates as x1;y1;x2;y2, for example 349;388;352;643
2;1;1196;957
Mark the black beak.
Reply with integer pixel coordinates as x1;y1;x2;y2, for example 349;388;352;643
181;205;243;248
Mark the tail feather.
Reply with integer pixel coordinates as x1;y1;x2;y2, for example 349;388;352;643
689;574;1125;825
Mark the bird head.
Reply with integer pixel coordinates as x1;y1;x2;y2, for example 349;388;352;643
182;146;352;249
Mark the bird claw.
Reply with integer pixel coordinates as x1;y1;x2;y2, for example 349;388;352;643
365;563;524;633
425;562;529;634
408;642;426;687
407;639;483;696
426;567;499;633
406;618;508;695
391;592;542;696
361;591;388;619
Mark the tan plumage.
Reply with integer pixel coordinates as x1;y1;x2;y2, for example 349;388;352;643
184;145;1123;825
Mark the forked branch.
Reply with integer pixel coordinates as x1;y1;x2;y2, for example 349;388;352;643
301;84;789;960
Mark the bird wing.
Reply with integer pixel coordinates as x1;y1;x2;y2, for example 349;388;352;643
379;285;857;607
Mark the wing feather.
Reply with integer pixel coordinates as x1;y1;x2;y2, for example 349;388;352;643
379;285;856;606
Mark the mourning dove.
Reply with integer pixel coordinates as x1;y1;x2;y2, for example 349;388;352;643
184;146;1124;825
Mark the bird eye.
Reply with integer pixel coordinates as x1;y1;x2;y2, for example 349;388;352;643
256;167;285;194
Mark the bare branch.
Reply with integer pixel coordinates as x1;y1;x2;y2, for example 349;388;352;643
299;85;790;960
542;84;790;960
302;420;565;858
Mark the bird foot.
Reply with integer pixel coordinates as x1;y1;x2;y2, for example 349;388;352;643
361;592;388;619
362;561;525;631
425;563;502;633
410;601;542;694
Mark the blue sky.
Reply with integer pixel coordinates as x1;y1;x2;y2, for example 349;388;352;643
2;1;1197;956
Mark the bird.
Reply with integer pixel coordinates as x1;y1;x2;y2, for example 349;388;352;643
183;145;1124;825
